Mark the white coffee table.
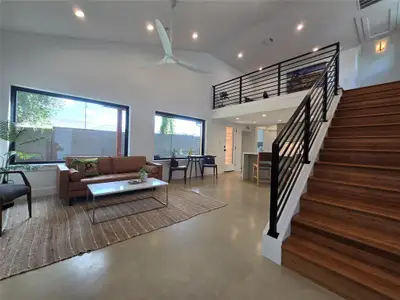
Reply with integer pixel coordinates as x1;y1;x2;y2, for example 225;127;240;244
86;178;168;224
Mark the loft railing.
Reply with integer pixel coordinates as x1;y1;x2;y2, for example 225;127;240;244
267;43;340;238
212;43;340;109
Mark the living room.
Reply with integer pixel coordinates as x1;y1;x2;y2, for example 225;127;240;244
1;1;400;299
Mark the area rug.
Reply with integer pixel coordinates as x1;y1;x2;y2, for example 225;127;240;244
0;187;226;281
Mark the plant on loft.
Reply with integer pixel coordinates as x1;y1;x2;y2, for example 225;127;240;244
0;120;51;183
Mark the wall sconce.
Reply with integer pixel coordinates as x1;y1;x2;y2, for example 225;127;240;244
375;39;388;54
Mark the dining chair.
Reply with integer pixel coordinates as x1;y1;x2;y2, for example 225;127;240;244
0;170;32;236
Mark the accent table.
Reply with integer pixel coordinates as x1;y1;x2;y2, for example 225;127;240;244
86;178;168;224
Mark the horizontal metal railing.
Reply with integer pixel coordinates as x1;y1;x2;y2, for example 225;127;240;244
267;43;340;238
212;43;339;109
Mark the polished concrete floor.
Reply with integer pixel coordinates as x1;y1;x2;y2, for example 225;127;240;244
0;172;342;300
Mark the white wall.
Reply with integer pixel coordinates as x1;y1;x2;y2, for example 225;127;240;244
0;30;242;195
262;129;276;152
340;31;400;90
241;127;257;153
0;5;4;158
206;119;250;173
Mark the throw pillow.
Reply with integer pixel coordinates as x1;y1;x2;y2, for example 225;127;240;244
68;168;83;182
143;165;157;175
70;158;99;178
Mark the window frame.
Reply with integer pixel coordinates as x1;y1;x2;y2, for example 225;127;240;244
154;111;205;161
9;85;130;165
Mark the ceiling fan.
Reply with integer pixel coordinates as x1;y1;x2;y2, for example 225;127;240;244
148;0;211;74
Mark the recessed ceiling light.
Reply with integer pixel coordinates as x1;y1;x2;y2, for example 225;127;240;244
253;121;256;124
236;117;240;120
192;32;198;40
146;23;154;32
237;52;243;59
296;23;304;31
278;119;282;122
259;67;263;71
313;47;319;52
262;114;266;117
73;6;85;19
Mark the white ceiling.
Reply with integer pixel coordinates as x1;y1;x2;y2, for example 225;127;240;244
1;0;399;73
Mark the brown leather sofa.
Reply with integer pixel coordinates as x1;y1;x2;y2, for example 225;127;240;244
57;156;163;205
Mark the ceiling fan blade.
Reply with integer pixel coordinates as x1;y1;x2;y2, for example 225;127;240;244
139;56;176;69
174;58;211;74
155;19;173;57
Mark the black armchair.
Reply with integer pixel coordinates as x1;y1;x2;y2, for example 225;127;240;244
0;171;32;236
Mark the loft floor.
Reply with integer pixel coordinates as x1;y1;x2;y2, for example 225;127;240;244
0;172;341;300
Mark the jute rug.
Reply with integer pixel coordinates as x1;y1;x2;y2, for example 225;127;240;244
0;187;226;281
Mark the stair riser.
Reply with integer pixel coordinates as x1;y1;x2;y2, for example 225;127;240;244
314;163;400;190
282;250;391;300
340;93;400;106
328;125;400;137
291;226;400;276
332;114;400;126
324;137;400;150
344;82;400;96
307;178;400;203
335;105;400;117
319;150;400;167
301;199;400;236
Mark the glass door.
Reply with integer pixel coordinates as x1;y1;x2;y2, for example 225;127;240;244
224;127;235;171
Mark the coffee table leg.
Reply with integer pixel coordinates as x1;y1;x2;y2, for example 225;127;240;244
166;185;168;206
92;194;96;224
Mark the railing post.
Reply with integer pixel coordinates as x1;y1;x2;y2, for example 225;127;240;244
212;85;216;109
267;142;280;238
322;73;328;122
239;77;242;104
335;43;340;95
303;95;311;164
277;63;281;96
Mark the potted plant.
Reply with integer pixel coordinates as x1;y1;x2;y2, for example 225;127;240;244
139;168;148;182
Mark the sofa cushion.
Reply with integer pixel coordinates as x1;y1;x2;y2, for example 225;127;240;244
68;168;83;182
66;156;113;175
81;172;140;184
112;156;146;173
70;158;99;177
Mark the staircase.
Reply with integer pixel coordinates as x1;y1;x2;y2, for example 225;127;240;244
282;81;400;300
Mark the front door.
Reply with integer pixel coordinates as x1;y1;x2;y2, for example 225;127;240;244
224;127;235;172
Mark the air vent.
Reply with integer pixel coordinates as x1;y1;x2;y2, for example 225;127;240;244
358;0;383;10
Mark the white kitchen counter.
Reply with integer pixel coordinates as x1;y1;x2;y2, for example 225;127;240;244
241;152;258;180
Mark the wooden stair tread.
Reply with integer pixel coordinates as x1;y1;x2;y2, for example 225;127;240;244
325;135;400;139
309;176;400;193
330;122;400;128
284;236;400;298
302;193;400;222
336;103;400;112
315;161;400;172
333;112;400;120
322;148;400;154
293;211;400;258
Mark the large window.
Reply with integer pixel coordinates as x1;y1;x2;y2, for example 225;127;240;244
154;111;205;160
10;86;129;164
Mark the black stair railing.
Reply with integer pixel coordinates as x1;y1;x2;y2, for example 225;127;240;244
267;43;340;238
212;43;340;109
